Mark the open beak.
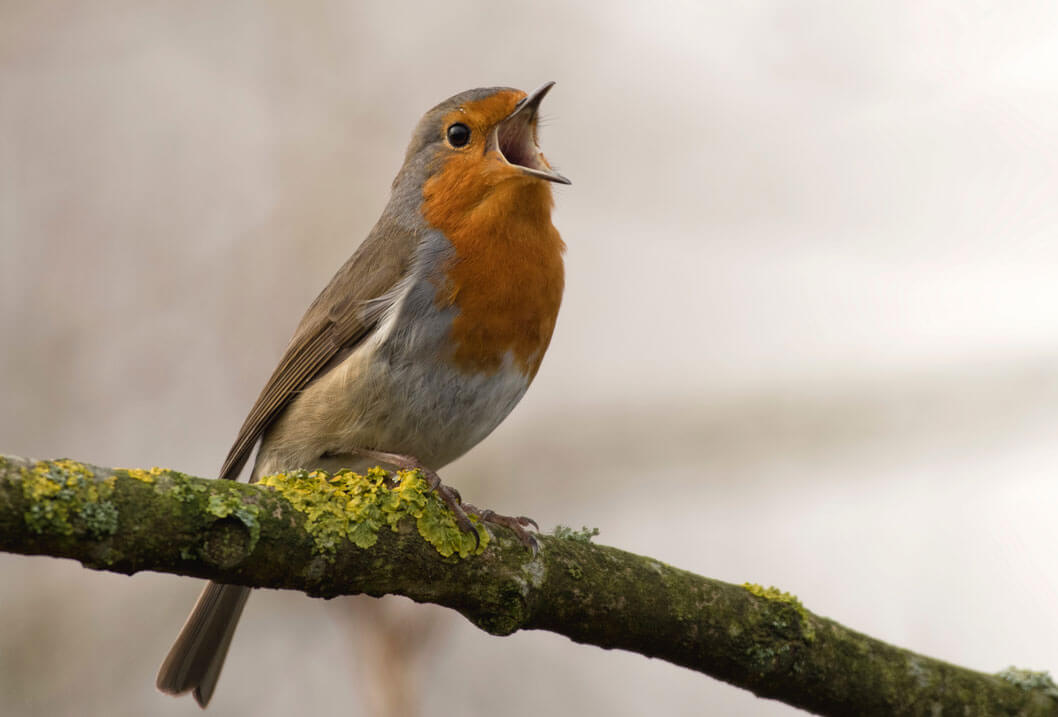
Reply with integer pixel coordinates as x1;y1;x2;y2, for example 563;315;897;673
494;81;571;185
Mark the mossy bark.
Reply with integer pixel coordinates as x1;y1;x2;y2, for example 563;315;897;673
0;454;1054;716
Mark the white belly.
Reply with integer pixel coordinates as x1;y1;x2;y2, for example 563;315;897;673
252;337;531;479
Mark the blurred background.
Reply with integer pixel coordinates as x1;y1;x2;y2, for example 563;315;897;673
3;2;1058;715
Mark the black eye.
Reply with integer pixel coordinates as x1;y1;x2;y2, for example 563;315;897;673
446;123;471;148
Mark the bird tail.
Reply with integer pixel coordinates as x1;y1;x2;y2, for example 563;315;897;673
156;582;251;708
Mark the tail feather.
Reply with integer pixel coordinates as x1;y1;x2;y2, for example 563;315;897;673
156;582;251;708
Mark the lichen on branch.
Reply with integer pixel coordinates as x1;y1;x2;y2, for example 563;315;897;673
257;467;486;558
0;453;1055;716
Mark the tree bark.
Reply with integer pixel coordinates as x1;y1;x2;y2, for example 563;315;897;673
0;454;1054;716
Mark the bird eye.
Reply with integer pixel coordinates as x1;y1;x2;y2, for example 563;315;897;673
446;123;471;148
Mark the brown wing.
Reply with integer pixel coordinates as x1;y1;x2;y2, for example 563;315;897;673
218;221;419;482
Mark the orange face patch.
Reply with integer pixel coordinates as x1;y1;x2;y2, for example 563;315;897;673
439;90;525;150
421;91;565;379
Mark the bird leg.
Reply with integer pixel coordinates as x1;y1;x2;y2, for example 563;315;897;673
461;504;539;554
354;448;538;552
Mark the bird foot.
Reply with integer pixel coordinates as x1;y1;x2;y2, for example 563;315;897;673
355;449;538;552
463;505;539;554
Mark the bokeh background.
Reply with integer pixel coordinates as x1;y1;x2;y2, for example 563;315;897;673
3;2;1058;715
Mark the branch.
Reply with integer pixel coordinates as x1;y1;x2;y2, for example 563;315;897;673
0;454;1054;716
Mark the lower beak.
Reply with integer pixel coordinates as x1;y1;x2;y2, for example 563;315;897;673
495;81;571;185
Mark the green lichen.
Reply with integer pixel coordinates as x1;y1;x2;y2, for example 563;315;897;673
21;459;119;538
205;488;261;553
79;501;119;536
258;467;486;559
553;524;600;543
158;471;210;503
743;582;816;642
746;642;794;672
117;466;208;504
996;667;1058;698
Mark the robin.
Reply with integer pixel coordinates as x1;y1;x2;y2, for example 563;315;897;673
156;83;569;707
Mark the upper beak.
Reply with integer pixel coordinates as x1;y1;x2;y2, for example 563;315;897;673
495;81;571;185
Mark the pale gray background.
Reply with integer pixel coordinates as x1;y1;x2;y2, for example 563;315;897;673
2;2;1058;715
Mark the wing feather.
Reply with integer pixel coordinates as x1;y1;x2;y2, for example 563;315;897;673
217;222;419;482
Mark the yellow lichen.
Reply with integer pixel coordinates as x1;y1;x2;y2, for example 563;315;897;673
258;467;487;559
120;466;166;484
743;583;816;642
743;583;795;602
22;459;119;537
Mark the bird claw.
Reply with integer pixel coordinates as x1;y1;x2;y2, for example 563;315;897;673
468;507;540;554
420;478;540;553
352;449;537;553
434;482;481;551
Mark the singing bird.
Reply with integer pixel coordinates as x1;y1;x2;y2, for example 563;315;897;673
156;83;569;707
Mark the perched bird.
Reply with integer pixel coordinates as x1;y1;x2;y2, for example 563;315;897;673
156;83;569;707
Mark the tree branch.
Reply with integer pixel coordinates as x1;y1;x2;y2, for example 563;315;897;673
0;454;1054;715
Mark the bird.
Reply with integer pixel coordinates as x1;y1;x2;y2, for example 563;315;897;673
155;82;569;708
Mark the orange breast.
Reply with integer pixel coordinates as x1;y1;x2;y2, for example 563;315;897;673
422;165;565;379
